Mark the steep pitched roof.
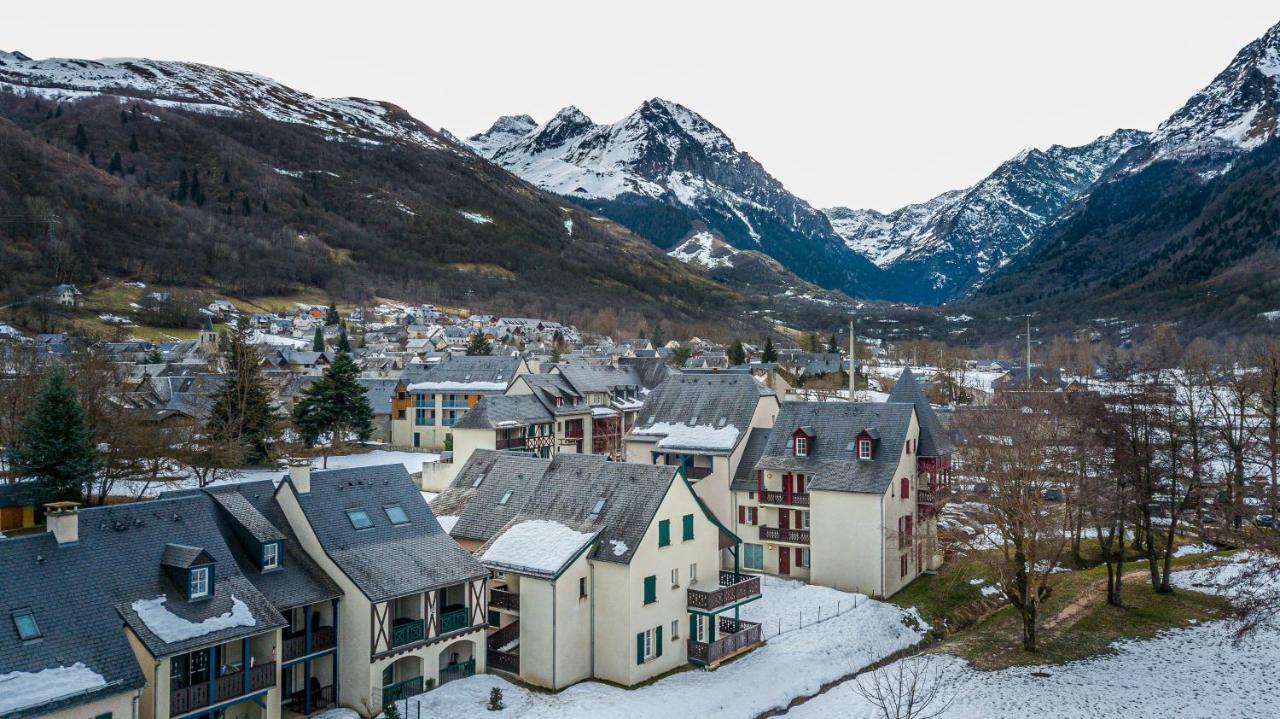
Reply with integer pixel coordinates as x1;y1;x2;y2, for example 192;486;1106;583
729;427;772;492
627;374;772;454
553;364;643;394
406;355;521;392
454;394;554;430
755;401;915;494
886;367;957;456
283;464;486;602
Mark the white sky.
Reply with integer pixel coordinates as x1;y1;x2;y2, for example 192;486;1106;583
4;2;1277;210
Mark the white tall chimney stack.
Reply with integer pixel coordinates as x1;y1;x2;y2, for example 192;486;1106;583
45;502;80;546
289;458;312;494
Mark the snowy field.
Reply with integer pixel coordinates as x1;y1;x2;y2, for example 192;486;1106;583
788;553;1280;718
394;576;924;719
112;450;440;497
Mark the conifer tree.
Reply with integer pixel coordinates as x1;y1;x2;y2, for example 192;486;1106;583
728;339;746;366
207;321;278;465
177;169;190;202
72;123;88;154
292;352;373;466
108;152;124;175
128;132;139;153
466;333;493;356
336;326;351;353
325;303;340;325
312;326;325;352
146;348;164;364
242;197;252;215
762;336;778;363
827;333;840;354
650;322;665;348
6;366;100;502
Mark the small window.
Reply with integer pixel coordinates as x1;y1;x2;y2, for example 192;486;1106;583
689;563;697;583
591;498;606;515
579;577;588;599
190;566;210;599
643;575;657;604
12;609;40;641
858;439;872;459
346;508;373;529
498;491;513;506
682;513;694;541
471;472;486;488
671;620;679;640
384;505;409;525
262;542;280;570
795;436;808;457
658;519;671;547
671;568;680;588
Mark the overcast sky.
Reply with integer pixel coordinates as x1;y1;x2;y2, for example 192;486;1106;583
4;2;1277;210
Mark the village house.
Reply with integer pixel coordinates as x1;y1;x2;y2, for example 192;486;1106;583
728;368;953;597
431;451;762;689
625;375;779;530
47;284;83;309
389;355;529;450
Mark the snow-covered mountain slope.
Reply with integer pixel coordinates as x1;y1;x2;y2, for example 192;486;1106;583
464;98;891;299
667;231;738;269
1127;20;1280;174
826;129;1147;303
0;50;449;151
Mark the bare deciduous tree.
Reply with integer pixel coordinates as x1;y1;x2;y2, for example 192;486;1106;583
854;655;956;719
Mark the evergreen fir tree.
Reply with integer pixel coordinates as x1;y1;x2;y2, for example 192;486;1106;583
325;303;340;325
6;366;100;502
336;326;351;352
55;104;63;118
292;352;373;465
128;132;139;153
177;169;190;202
728;339;746;366
762;336;777;363
120;109;129;124
146;348;164;364
465;333;492;356
207;321;279;465
107;152;124;175
190;170;204;205
222;168;231;184
72;123;88;154
88;151;97;167
650;322;665;348
242;197;252;215
312;326;325;352
826;333;839;354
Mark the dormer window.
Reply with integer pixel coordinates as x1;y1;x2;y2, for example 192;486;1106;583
189;566;211;599
262;542;280;570
12;609;40;641
858;440;872;460
795;436;808;457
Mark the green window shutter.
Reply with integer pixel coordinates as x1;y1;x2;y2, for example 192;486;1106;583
643;575;656;604
689;615;697;639
682;513;694;541
637;632;645;665
656;625;663;657
658;519;670;547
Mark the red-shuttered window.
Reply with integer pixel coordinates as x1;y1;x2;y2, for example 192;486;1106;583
901;477;910;499
796;474;806;493
739;506;746;524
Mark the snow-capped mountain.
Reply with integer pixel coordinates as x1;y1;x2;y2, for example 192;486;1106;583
1126;21;1280;174
0;50;450;151
826;129;1147;303
464;98;890;298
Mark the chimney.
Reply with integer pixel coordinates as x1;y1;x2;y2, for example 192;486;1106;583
289;458;312;494
45;502;80;546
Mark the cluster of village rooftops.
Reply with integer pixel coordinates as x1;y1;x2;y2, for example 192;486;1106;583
0;343;955;719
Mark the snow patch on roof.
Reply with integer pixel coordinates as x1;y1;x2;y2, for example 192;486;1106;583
131;594;255;643
436;516;460;533
0;663;108;714
631;421;741;451
481;519;595;575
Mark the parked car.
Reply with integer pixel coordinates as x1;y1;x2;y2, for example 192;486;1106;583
1042;488;1064;502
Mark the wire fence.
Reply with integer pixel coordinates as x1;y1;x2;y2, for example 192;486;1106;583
756;594;866;641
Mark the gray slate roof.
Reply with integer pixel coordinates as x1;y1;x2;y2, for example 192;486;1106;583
553;364;643;394
729;427;772;492
454;394;553;430
434;450;679;567
284;464;486;602
357;378;400;415
407;355;520;391
628;374;772;454
886;367;957;456
755;401;914;494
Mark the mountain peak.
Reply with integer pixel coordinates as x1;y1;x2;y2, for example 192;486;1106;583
550;105;593;125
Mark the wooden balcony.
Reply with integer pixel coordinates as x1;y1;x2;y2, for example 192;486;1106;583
684;466;713;480
439;607;469;635
687;617;763;667
487;620;520;675
687;572;761;612
759;525;810;544
381;676;423;706
391;618;424;648
758;490;810;507
170;663;276;716
490;587;520;612
495;437;527;451
282;625;336;661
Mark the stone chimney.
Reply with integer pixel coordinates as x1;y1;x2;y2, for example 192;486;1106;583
289;458;312;494
45;502;80;546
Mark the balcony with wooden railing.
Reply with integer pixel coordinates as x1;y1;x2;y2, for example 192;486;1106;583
683;465;713;480
282;625;336;662
490;587;520;613
759;525;810;544
687;572;761;612
758;490;810;507
486;620;520;675
390;618;425;648
170;662;276;716
687;616;763;667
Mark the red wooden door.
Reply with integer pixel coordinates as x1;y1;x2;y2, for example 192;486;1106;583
782;473;793;503
779;546;790;575
779;510;790;530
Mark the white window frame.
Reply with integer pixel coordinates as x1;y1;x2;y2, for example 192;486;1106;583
671;568;680;588
795;436;808;457
689;563;697;584
643;628;655;661
671;620;679;640
262;543;279;570
802;511;811;529
695;615;707;643
858;439;872;459
190;567;210;598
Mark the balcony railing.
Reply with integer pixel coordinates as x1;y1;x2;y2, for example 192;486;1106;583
684;466;713;480
687;617;763;666
441;400;471;409
495;437;527;450
170;663;276;716
439;607;469;635
916;489;934;505
391;618;425;648
687;572;761;612
488;647;519;674
439;658;476;686
760;525;810;544
381;676;423;706
490;587;520;612
758;490;810;507
282;625;336;661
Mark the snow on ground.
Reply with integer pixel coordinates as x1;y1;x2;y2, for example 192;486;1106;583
1173;542;1219;557
309;709;359;719
112;450;440;497
481;520;595;575
789;554;1280;718
458;211;493;224
132;595;255;643
0;663;108;714
396;576;923;719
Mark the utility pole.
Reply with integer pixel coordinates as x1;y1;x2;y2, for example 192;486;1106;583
1026;315;1032;385
848;318;856;401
